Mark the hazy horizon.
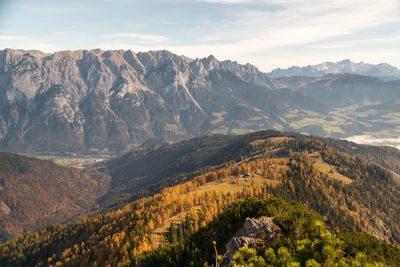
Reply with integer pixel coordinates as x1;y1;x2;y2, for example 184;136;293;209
1;0;399;72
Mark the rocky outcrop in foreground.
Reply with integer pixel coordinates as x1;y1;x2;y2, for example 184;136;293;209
221;217;281;266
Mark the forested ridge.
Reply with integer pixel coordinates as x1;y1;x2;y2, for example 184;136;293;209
99;130;400;208
144;198;400;266
1;133;399;266
0;153;110;243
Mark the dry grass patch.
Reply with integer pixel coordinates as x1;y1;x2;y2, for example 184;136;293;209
313;157;353;185
388;170;400;185
268;136;290;144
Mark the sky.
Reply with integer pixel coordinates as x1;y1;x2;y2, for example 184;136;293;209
0;0;399;71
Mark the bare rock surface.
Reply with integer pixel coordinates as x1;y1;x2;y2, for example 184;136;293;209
0;49;288;152
221;217;281;266
1;49;399;152
266;59;400;79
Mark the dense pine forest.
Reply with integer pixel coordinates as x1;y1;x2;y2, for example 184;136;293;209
1;132;399;266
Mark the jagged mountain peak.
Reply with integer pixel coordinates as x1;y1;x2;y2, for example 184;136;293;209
0;48;280;152
338;58;351;63
266;59;400;79
1;48;398;152
0;48;49;58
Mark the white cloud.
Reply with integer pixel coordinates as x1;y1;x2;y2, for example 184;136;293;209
86;0;400;71
2;0;399;71
0;35;59;52
174;0;400;70
0;35;27;41
53;31;84;37
205;0;398;45
127;23;146;28
159;21;183;26
196;0;251;3
20;6;83;14
105;33;169;44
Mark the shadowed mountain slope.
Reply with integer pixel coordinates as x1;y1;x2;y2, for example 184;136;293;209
0;49;291;152
0;153;110;243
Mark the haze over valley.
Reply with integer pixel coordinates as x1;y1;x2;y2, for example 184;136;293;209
345;135;400;150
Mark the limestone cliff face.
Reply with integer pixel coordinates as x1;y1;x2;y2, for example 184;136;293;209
0;49;287;152
2;49;399;152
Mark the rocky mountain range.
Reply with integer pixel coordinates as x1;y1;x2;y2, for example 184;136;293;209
0;49;399;153
266;59;400;79
0;48;284;152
